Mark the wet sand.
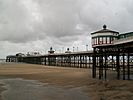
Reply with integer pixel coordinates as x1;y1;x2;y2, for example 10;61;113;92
0;63;133;100
0;78;90;100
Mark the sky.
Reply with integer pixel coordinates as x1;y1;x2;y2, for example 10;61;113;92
0;0;133;58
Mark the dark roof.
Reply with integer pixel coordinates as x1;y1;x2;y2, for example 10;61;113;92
91;25;119;34
6;55;16;57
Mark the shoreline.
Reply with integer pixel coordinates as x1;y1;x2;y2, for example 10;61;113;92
0;63;132;100
0;83;6;100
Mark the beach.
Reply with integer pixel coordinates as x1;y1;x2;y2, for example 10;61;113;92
0;63;132;100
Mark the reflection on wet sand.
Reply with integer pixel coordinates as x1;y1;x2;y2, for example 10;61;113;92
0;78;90;100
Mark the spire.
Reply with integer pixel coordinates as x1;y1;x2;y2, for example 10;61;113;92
103;25;107;30
67;48;69;51
50;47;53;51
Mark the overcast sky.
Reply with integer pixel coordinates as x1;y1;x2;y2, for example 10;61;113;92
0;0;133;58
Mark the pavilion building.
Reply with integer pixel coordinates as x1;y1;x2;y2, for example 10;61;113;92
91;25;119;47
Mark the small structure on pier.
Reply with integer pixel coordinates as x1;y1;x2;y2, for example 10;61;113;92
65;48;71;53
26;52;41;56
48;47;55;54
6;55;18;62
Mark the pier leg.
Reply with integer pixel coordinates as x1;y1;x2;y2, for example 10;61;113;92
123;53;125;80
105;54;107;80
99;48;103;79
74;56;75;67
92;48;96;78
85;56;87;68
80;56;82;68
116;49;120;80
127;51;130;80
45;57;46;65
89;56;91;68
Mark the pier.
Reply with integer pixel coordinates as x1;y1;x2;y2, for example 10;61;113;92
6;25;133;80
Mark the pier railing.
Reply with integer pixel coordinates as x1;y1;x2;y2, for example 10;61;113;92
17;51;94;68
113;35;133;45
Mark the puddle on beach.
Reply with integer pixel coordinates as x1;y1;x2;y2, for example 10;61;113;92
0;78;90;100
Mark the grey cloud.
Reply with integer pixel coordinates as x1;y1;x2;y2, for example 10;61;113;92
1;0;133;43
0;0;84;43
0;0;133;58
78;0;133;33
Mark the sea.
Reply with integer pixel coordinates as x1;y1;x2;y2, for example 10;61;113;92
0;59;6;64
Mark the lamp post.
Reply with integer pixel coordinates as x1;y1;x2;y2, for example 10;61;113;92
62;47;64;53
73;47;75;52
86;45;88;51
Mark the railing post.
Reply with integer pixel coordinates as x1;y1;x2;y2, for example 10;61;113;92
93;48;96;78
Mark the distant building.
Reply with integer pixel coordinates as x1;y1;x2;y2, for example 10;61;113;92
6;55;18;62
26;52;41;56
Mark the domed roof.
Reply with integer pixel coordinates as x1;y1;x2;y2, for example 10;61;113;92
91;25;119;34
